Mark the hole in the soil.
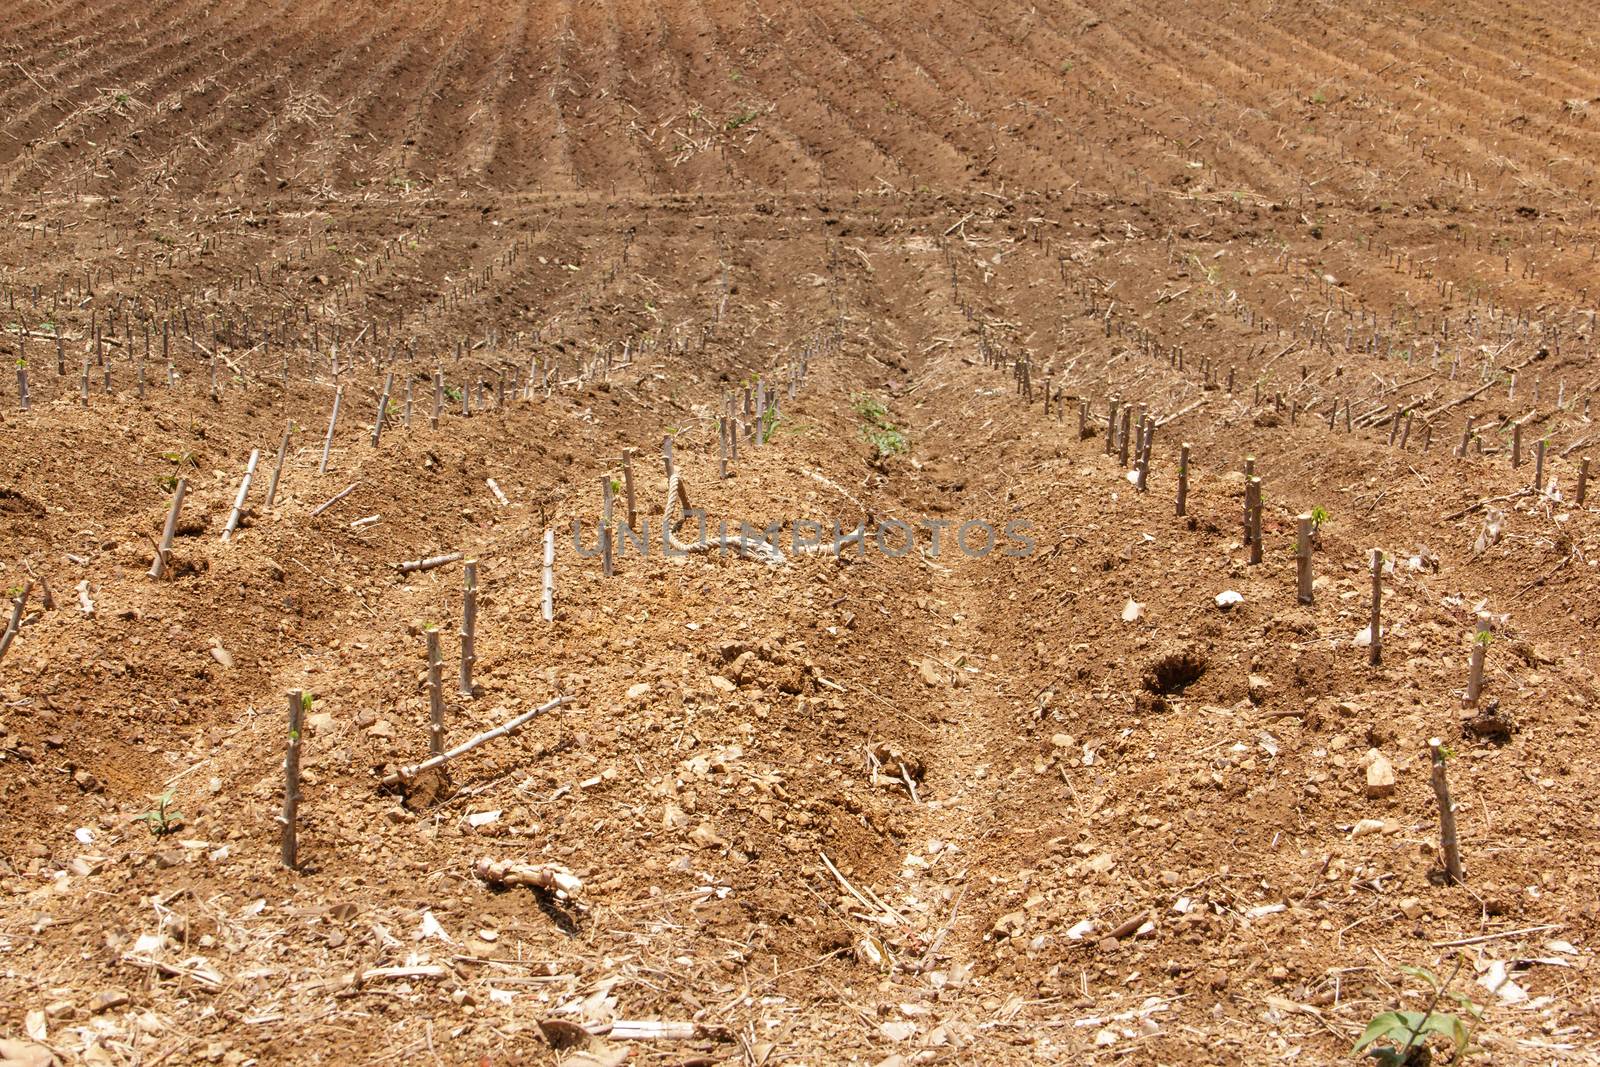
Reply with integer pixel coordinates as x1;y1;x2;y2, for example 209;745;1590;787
1143;651;1208;695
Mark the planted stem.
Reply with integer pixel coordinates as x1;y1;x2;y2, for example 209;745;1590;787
459;560;477;698
0;582;29;664
1429;739;1464;884
264;422;292;510
281;691;304;869
426;627;445;757
1368;549;1384;666
149;477;188;579
1464;613;1492;706
1295;514;1313;605
1176;442;1191;517
542;529;555;623
371;372;394;447
319;385;343;474
221;450;260;542
1247;476;1263;565
623;448;638;525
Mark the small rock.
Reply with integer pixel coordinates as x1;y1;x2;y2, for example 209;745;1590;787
1215;590;1244;609
990;911;1026;939
1121;599;1145;623
0;1039;54;1067
708;675;736;693
879;1021;917;1043
89;990;129;1014
688;821;728;850
367;719;394;739
918;659;942;686
354;710;378;729
1247;674;1271;704
306;712;335;734
1398;897;1423;920
1365;754;1396;798
1349;818;1386;840
626;682;651;701
209;646;234;669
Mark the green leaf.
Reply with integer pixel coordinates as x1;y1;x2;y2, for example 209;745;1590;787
1351;1011;1412;1055
1445;990;1485;1021
1397;964;1440;991
1414;1012;1470;1055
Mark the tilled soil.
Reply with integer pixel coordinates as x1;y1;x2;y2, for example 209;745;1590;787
2;1;1600;1064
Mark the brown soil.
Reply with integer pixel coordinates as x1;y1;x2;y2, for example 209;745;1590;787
2;1;1599;1064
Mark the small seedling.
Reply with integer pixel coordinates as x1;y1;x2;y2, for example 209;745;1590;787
1352;961;1482;1065
139;790;184;837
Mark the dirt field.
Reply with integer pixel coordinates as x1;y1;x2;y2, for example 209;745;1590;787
2;0;1599;1063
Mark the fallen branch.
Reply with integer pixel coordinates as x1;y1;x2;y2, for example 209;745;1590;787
1440;489;1531;522
361;965;447;981
1431;924;1563;949
310;481;359;517
396;551;462;574
1512;554;1572;601
599;1020;729;1041
381;696;570;787
475;857;583;899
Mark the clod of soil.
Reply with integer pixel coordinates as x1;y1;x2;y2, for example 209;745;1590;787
1142;649;1209;695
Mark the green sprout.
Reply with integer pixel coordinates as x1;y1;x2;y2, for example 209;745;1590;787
1352;961;1482;1066
865;426;907;457
1310;505;1330;532
138;790;184;837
